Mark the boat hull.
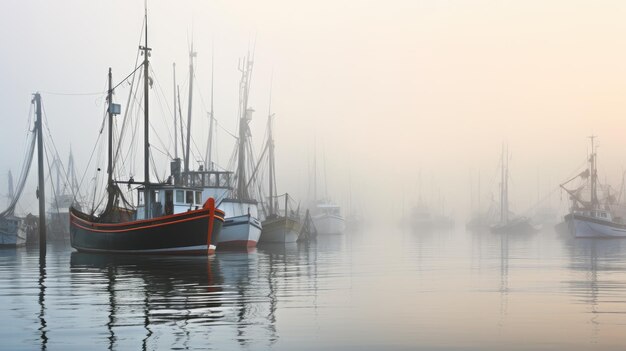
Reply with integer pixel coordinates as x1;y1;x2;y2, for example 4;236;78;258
70;199;224;255
0;216;27;247
569;214;626;238
313;214;345;234
260;216;302;243
214;214;262;249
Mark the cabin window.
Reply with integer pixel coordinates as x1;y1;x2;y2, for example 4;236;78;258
138;191;144;205
186;191;194;204
195;191;202;204
176;190;184;204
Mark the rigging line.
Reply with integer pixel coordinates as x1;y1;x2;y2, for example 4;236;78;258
43;143;62;218
149;66;175;150
41;103;80;201
111;18;144;173
113;67;142;170
148;122;172;160
76;123;104;200
40;90;107;97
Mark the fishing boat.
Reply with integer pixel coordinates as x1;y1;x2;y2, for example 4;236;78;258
0;93;45;247
177;50;261;249
490;144;539;234
69;12;224;255
560;137;626;238
308;143;345;235
259;90;303;243
47;151;81;239
311;200;346;234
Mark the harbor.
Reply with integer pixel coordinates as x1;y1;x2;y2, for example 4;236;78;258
3;1;626;350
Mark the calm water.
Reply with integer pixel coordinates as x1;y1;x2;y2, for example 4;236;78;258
2;225;626;350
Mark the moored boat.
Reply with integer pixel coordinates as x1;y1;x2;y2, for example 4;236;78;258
560;137;626;238
312;201;346;234
69;14;223;255
490;144;540;234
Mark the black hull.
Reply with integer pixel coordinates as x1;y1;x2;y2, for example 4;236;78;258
70;199;225;255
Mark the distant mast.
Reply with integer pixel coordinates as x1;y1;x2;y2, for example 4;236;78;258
205;46;215;170
500;144;509;225
185;45;196;173
589;135;598;207
173;63;178;160
236;53;254;200
267;83;276;215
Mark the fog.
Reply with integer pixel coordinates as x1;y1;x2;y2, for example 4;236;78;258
2;0;626;221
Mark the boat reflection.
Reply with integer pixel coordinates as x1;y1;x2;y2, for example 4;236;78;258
70;253;224;350
563;237;626;342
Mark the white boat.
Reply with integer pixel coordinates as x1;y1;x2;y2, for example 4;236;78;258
560;137;626;238
0;216;27;246
561;137;626;238
566;210;626;238
312;202;345;234
178;51;262;250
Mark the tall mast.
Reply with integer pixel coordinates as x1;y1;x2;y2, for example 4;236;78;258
140;9;152;217
236;53;253;200
205;46;215;170
267;83;275;215
185;45;196;173
590;136;598;206
33;93;46;257
106;68;114;211
173;63;178;159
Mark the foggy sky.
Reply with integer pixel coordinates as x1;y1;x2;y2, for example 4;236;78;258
2;0;626;219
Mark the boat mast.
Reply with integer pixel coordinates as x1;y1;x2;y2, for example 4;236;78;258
589;135;598;207
33;93;46;256
236;53;253;200
267;84;275;215
140;9;152;217
173;63;178;160
185;45;196;173
105;68;115;213
500;143;509;225
205;46;215;170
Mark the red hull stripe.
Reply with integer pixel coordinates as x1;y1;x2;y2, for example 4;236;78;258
71;214;210;233
70;207;209;228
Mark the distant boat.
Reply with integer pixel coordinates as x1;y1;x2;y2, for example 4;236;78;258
69;15;224;255
560;137;626;238
259;97;303;243
490;144;539;234
410;203;454;231
46;150;82;240
309;142;345;235
312;200;346;235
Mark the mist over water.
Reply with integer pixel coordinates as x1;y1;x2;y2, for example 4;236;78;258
3;1;626;350
1;225;626;350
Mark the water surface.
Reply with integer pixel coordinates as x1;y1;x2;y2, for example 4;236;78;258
1;225;626;350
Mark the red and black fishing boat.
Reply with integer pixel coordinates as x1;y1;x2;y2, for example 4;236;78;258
70;11;224;255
